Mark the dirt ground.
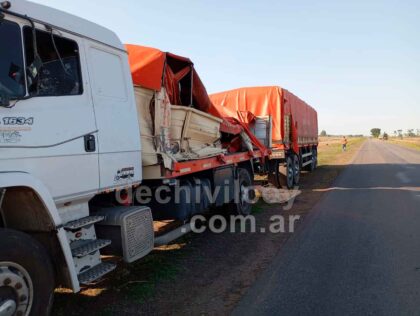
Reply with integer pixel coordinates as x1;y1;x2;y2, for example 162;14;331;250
53;137;365;316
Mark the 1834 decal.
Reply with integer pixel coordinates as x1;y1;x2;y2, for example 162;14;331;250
2;117;34;125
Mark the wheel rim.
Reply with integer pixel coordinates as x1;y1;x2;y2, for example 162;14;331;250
240;184;247;207
238;175;254;214
287;160;294;187
0;262;33;316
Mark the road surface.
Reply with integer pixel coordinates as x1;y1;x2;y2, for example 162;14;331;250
234;140;420;315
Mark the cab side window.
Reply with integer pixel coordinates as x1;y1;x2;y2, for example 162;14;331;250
23;27;83;96
0;20;25;99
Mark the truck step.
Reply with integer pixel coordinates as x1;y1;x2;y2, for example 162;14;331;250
64;216;105;230
78;262;117;285
71;239;111;258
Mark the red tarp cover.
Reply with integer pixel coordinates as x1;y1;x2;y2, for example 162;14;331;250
126;44;211;112
209;86;318;150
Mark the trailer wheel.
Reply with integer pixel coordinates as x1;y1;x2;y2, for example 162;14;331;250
230;168;254;215
307;149;317;172
268;160;280;188
292;155;300;185
279;157;294;189
0;229;54;316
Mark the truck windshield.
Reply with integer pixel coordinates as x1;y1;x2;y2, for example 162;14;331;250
0;20;26;99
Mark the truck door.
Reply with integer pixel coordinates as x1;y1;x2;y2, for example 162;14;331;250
0;20;99;201
84;42;141;190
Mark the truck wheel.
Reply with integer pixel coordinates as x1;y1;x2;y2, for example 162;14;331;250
0;229;54;316
231;168;254;215
292;155;300;185
279;157;294;189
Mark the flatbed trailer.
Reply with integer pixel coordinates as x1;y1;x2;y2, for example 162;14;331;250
168;150;264;177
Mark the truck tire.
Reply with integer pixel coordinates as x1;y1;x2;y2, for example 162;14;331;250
279;156;294;189
230;168;254;215
292;154;300;185
0;229;54;316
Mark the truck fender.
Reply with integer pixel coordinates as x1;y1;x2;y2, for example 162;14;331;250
0;171;61;226
0;172;80;292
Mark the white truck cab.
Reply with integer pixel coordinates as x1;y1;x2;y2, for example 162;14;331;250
0;1;147;314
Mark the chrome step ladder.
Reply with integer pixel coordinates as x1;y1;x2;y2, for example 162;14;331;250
64;216;116;285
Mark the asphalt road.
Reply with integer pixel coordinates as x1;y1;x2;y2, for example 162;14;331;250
233;139;420;316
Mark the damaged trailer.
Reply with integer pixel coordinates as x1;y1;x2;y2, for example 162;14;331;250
125;45;270;220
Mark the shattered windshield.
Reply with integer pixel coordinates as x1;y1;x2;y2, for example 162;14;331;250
23;26;82;97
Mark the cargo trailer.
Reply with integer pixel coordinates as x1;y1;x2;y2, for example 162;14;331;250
210;86;318;188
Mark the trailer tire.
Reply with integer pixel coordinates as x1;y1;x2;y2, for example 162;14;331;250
292;154;301;185
0;229;54;316
268;160;280;188
307;149;317;172
230;168;254;216
279;157;294;189
313;148;318;170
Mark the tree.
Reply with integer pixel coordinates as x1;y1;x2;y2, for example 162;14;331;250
397;129;403;139
320;130;327;137
407;129;416;137
370;128;381;138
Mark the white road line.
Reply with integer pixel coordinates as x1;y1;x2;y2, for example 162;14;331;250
403;165;416;170
313;187;420;192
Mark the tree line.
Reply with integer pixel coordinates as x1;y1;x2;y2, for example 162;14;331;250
319;129;420;138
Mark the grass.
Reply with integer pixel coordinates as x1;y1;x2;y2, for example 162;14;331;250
317;137;366;166
126;281;156;303
53;241;187;315
388;137;420;151
251;201;264;214
122;259;180;303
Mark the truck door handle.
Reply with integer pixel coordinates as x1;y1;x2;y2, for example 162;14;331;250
84;134;96;152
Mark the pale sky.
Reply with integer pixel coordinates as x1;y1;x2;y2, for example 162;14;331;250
32;0;420;135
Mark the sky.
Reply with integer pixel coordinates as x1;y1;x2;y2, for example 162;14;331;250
31;0;420;135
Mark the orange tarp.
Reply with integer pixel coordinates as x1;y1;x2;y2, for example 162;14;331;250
210;86;318;150
126;44;165;91
125;44;211;112
209;86;283;140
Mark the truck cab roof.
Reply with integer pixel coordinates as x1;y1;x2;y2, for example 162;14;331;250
5;0;124;51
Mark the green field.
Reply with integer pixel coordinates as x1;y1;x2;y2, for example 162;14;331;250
317;137;366;166
388;138;420;151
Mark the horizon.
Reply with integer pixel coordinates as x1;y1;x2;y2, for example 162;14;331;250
31;0;420;135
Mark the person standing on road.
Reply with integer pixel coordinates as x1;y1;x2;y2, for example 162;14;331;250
342;136;348;152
